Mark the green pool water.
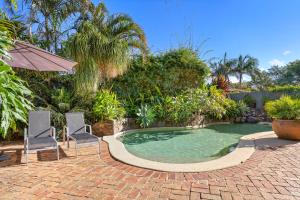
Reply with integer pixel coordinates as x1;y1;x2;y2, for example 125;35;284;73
120;124;272;163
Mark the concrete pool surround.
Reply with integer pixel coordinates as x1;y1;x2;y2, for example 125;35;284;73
103;123;276;172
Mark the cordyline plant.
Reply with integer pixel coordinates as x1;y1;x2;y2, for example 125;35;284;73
0;29;33;138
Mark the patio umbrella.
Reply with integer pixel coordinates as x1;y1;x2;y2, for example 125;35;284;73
6;40;77;72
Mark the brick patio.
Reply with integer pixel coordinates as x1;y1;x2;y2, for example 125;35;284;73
0;140;300;200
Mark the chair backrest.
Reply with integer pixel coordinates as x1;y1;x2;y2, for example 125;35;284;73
28;111;51;138
65;112;85;135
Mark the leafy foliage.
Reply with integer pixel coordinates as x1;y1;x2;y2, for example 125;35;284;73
92;90;125;121
265;96;300;120
164;88;207;123
0;28;13;62
242;94;256;108
224;100;249;120
267;85;300;93
110;48;210;113
0;28;33;138
149;86;245;125
136;104;156;128
0;64;34;138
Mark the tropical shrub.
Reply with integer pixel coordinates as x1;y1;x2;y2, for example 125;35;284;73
136;104;156;128
92;90;125;121
0;64;34;138
212;75;229;92
224;100;249;119
265;96;300;120
153;86;234;123
109;47;210;113
242;94;256;108
204;86;228;120
0;29;33;138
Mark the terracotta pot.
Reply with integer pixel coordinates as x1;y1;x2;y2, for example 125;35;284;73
272;120;300;140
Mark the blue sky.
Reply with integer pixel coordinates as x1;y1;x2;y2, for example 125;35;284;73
101;0;300;71
2;0;300;71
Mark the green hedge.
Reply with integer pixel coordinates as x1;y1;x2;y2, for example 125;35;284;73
267;85;300;93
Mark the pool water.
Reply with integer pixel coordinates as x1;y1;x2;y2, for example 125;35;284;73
120;124;272;163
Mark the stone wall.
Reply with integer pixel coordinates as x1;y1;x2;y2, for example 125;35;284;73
92;115;228;136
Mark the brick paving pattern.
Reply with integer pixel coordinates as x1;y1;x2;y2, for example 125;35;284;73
0;140;300;200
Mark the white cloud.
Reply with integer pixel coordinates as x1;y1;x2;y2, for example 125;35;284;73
282;50;292;56
269;59;285;67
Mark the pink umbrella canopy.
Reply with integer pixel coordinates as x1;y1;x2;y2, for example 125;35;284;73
6;40;77;72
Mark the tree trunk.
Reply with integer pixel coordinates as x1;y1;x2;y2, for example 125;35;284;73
45;16;51;51
239;73;243;87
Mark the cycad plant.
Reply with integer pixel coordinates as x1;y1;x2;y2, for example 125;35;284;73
67;2;147;94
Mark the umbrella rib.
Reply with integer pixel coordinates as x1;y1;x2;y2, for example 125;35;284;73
14;46;40;71
17;44;69;71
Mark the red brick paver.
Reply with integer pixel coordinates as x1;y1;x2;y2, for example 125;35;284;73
0;140;300;200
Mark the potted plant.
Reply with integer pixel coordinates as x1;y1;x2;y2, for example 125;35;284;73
265;96;300;140
92;90;126;136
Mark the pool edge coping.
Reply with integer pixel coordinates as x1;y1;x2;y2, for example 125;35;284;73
103;125;275;172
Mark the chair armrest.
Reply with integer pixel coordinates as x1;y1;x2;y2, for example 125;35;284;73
51;127;56;139
85;124;93;135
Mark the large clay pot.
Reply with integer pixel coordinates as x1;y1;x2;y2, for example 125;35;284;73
272;120;300;140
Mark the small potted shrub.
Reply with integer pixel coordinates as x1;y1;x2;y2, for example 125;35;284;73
265;96;300;140
92;90;126;136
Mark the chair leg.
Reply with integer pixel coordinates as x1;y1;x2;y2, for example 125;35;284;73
25;149;28;164
98;141;101;159
67;137;70;149
57;145;60;160
75;142;78;158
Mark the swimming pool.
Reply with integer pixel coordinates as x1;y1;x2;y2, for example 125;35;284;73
120;124;272;164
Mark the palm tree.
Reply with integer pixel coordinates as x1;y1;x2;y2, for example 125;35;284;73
2;0;17;13
233;55;258;87
210;52;236;82
25;0;84;52
67;2;147;94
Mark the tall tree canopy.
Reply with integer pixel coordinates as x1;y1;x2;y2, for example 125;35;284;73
23;0;88;52
268;60;300;85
